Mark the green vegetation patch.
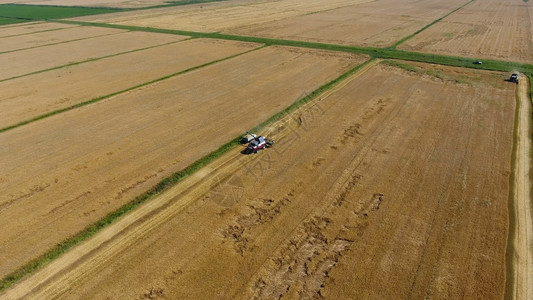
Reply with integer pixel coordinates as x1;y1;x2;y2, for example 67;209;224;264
0;16;27;26
442;32;455;38
0;4;119;22
382;60;419;72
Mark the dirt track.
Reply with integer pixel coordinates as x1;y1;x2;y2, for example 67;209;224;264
510;74;533;300
0;46;364;279
3;62;515;299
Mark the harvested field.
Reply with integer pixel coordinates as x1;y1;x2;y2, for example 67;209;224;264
0;38;259;130
0;25;123;53
227;0;469;47
0;22;75;38
5;62;515;299
399;0;533;64
0;46;365;279
0;29;186;80
73;0;373;32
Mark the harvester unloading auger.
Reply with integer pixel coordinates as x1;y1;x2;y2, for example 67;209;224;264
241;131;274;154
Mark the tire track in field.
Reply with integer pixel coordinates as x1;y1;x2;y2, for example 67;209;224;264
509;73;533;300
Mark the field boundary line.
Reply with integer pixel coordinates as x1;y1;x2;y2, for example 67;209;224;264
0;57;371;293
0;41;263;134
53;20;533;74
390;0;474;49
0;36;191;84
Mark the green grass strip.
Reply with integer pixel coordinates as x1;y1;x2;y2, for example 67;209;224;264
390;0;474;49
0;4;120;21
0;43;263;133
0;0;226;22
0;38;189;83
0;57;370;292
0;16;27;26
55;20;533;75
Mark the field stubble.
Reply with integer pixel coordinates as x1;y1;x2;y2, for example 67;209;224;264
6;62;515;299
399;0;533;64
0;46;365;280
0;38;259;130
0;28;185;80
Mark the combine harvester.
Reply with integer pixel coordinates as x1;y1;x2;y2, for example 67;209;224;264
240;131;274;154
